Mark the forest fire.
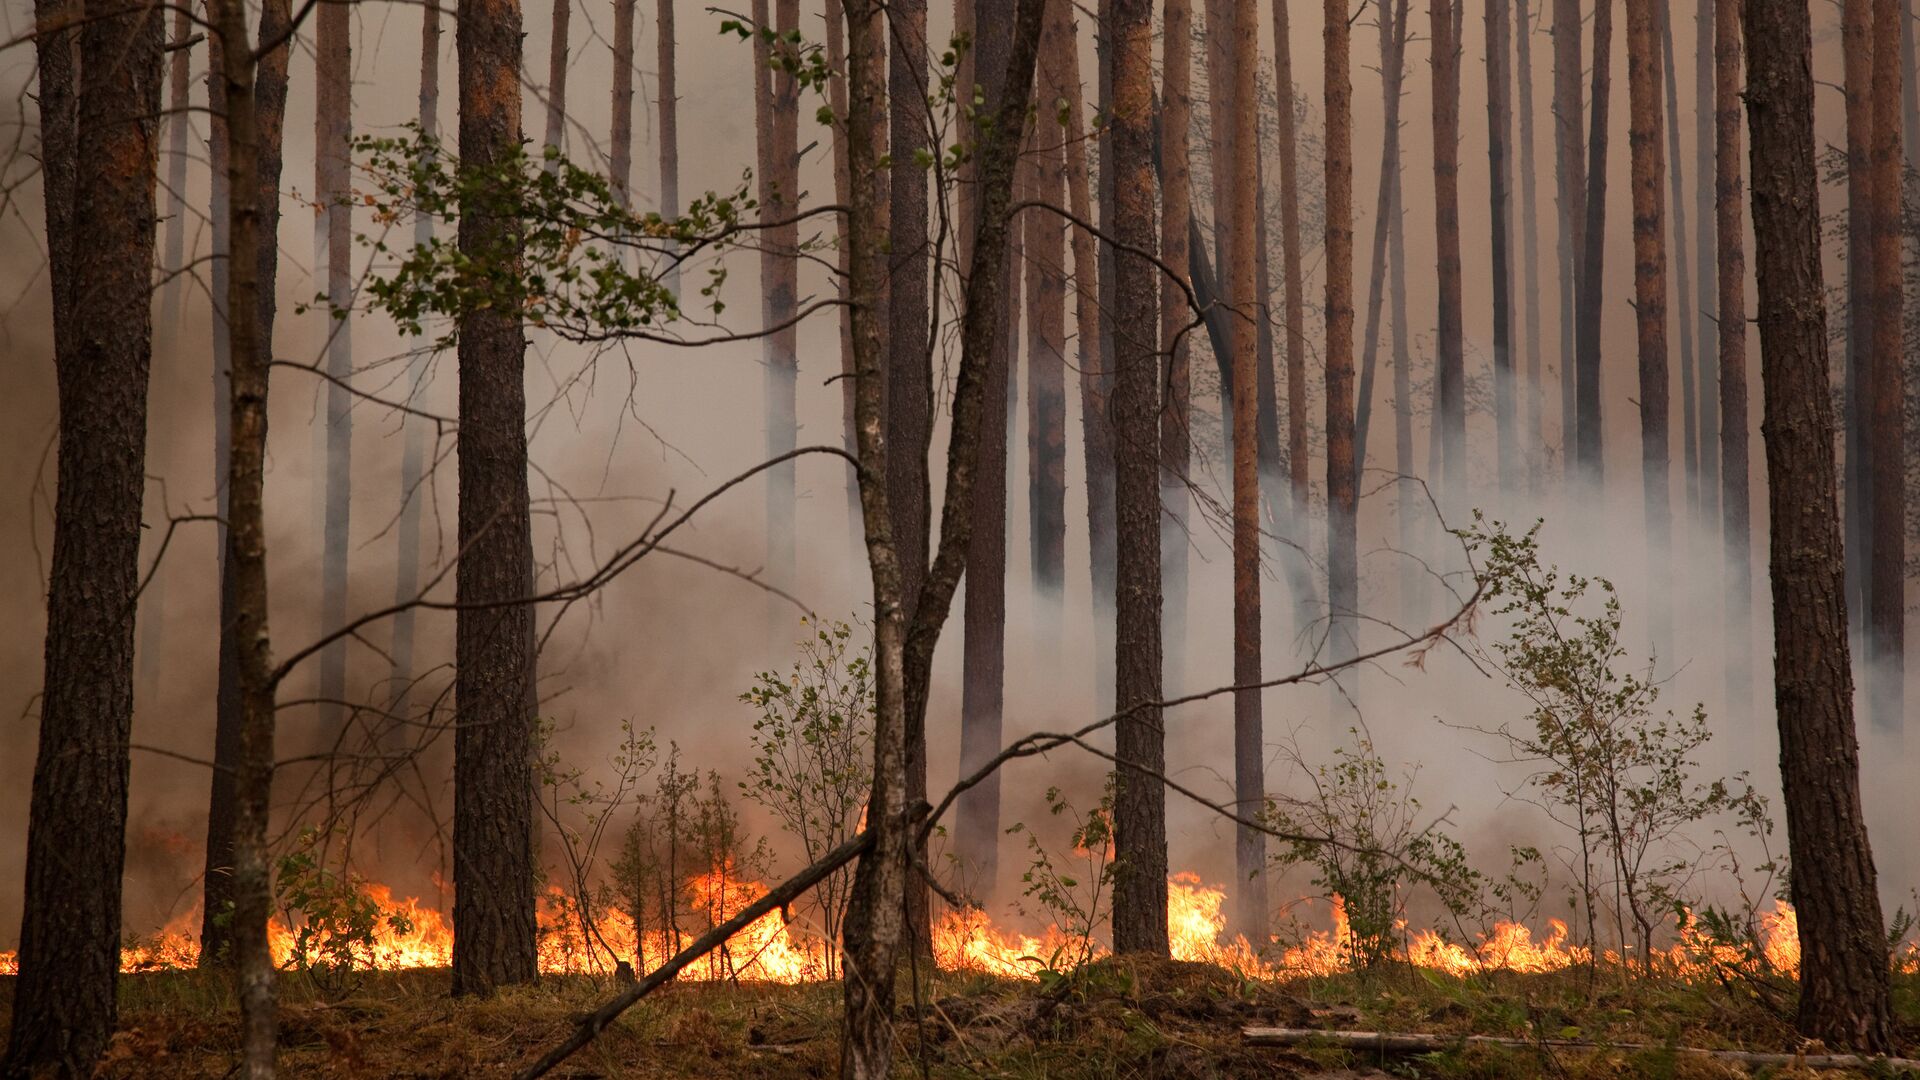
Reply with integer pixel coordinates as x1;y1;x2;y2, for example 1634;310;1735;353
0;866;1840;985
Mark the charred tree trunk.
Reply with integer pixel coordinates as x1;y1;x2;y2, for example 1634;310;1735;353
1;0;160;1071
1516;0;1544;489
1552;0;1584;473
1488;0;1518;493
315;0;352;737
1866;0;1905;730
611;0;634;203
450;0;539;996
1110;0;1167;957
1715;0;1749;718
198;0;290;971
1431;0;1467;492
1574;0;1613;478
1160;0;1193;683
1659;0;1697;518
1273;0;1310;517
957;0;1018;902
1743;0;1895;1046
390;0;443;718
1627;0;1673;651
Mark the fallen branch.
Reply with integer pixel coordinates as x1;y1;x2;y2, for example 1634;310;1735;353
1242;1027;1920;1072
514;826;877;1080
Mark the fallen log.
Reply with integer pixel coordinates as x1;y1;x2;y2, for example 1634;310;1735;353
1242;1027;1920;1072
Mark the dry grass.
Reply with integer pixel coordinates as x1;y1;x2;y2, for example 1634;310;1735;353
5;961;1919;1078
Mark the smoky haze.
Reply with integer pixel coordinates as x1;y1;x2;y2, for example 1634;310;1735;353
0;0;1911;947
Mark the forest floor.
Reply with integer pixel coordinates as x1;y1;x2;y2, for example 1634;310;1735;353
5;958;1920;1078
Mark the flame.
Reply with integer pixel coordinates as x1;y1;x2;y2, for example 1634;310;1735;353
0;870;1903;985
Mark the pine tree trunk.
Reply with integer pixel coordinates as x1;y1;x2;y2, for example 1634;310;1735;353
1574;0;1613;477
1230;0;1268;945
1326;0;1358;667
1659;0;1698;518
1695;0;1720;517
200;0;292;971
204;0;281;1062
1866;0;1905;730
1743;0;1895;1046
1160;0;1192;684
1552;0;1584;473
1715;0;1750;720
450;0;539;995
828;0;859;546
1272;0;1310;517
1627;0;1673;652
1;0;160;1071
1386;2;1417;615
1431;0;1467;492
611;0;635;203
1487;0;1518;493
1354;0;1410;484
542;0;569;161
315;0;352;737
389;0;442;719
1841;0;1873;643
957;0;1018;901
752;0;800;604
655;0;679;291
1516;0;1544;490
1110;0;1167;956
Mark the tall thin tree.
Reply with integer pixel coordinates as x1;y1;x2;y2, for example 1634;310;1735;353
543;0;570;161
1695;0;1719;516
1841;0;1872;637
1866;0;1905;729
315;0;352;734
1;0;161;1070
1273;0;1310;517
611;0;635;203
1030;36;1069;602
1516;0;1544;488
1627;0;1673;652
1431;0;1467;491
1659;0;1698;516
1552;0;1584;468
1488;0;1518;493
1573;0;1613;477
1354;0;1411;483
1160;0;1193;681
656;0;679;291
1714;0;1749;717
1110;0;1167;956
1743;0;1895;1045
450;0;539;995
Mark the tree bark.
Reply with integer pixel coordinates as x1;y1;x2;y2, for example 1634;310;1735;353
1109;0;1166;957
1552;0;1584;473
1273;0;1310;516
315;0;352;737
1160;0;1192;683
1387;7;1417;615
611;0;635;203
1659;0;1697;518
199;0;291;971
1030;32;1069;602
542;0;569;162
1487;0;1517;493
1228;0;1268;945
754;0;801;605
1714;0;1749;721
828;0;859;547
1431;0;1467;492
1327;0;1358;678
1;0;160;1071
957;0;1018;903
1841;0;1872;639
451;0;540;995
655;0;678;292
1574;0;1613;478
1627;0;1672;651
1742;0;1896;1045
1515;0;1544;490
1866;0;1906;731
390;0;443;720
